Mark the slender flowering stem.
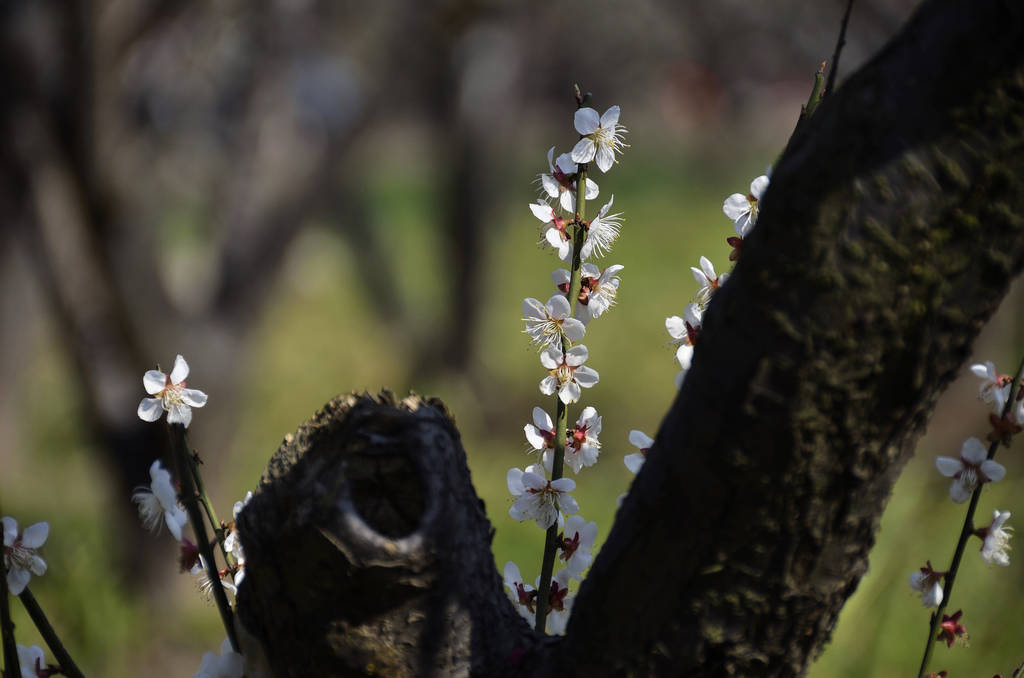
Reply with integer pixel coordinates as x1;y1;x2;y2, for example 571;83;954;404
1;552;19;678
184;448;234;566
535;94;592;632
534;395;568;633
917;353;1024;677
18;587;86;678
169;425;239;654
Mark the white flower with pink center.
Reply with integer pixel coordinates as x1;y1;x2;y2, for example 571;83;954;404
692;256;728;306
979;509;1013;567
909;561;945;608
132;460;188;541
2;517;48;596
539;344;599;404
559;515;598;579
723;175;769;236
538;568;574;634
194;637;243;678
503;561;537;624
624;430;654;475
523;294;585;349
138;355;208;428
580;196;622;261
18;644;49;678
666;303;702;350
551;264;623;325
540;147;599;213
508;465;579;529
565;407;602;474
970;361;1012;413
525;407;557;471
935;437;1006;503
529;200;572;262
571;106;627;173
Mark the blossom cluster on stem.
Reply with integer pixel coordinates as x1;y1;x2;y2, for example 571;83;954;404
912;356;1023;677
507;98;627;634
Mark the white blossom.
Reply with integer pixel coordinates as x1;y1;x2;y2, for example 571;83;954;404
508;465;579;529
539;344;599;404
723;175;769;236
138;355;208;428
691;256;728;306
980;509;1012;567
909;561;944;608
529;200;572;261
565;407;601;474
524;407;557;471
570;106;627;173
624;430;654;475
132;460;188;541
503;561;536;624
970;361;1011;413
2;517;48;596
559;515;598;579
539;147;599;213
17;644;47;678
935;437;1006;503
580;196;622;261
537;568;574;634
194;637;243;678
523;295;585;349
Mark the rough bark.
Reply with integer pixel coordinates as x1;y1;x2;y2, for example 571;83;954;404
235;0;1024;675
235;392;540;678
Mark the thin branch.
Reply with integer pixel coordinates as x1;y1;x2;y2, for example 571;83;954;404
826;0;856;96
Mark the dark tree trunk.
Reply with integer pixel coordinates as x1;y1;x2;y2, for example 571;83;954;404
234;0;1024;675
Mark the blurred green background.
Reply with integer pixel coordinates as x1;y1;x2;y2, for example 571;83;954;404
2;0;1023;675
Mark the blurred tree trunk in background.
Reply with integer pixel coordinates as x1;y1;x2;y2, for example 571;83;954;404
236;0;1024;675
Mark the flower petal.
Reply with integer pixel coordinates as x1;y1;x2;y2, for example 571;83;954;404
981;459;1007;483
558;493;579;515
571;138;596;164
722;193;750;221
960;437;988;464
546;294;571;318
750;175;770;199
169;355;190;385
599;106;620;127
573;107;600;135
565;345;589;366
629;430;654;450
19;522;48;550
573;366;600;388
167;404;193;428
7;568;30;596
562;318;586;343
540;346;563;370
182;389;208;408
507;467;525;495
143;370;167;395
949;480;972;504
523;298;546;320
624;452;645;474
539;376;558;396
934;456;962;478
138;398;164;422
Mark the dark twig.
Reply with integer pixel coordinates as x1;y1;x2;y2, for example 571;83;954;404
18;587;86;678
826;0;856;96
